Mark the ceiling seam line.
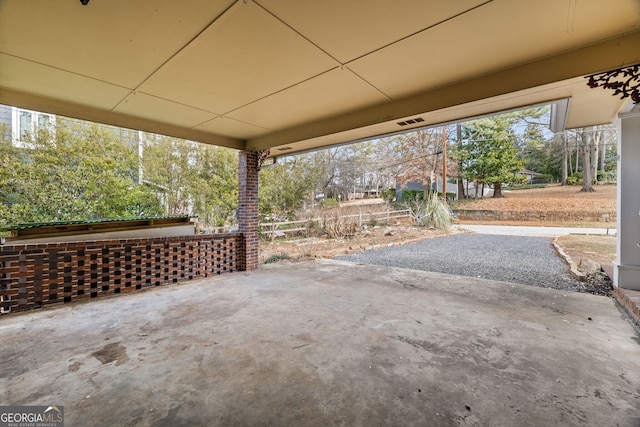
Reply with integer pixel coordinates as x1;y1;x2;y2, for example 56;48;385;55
191;115;273;132
343;0;495;66
132;91;223;116
344;67;392;101
0;52;132;91
219;66;341;117
252;0;343;66
110;0;240;113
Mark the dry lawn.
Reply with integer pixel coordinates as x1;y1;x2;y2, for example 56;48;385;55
556;234;617;267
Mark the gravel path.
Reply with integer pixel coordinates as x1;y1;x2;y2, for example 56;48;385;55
335;233;585;292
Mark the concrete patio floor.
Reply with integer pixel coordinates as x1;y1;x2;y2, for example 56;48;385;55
2;259;640;427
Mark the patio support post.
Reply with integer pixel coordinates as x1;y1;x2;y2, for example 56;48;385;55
614;104;640;290
238;150;260;270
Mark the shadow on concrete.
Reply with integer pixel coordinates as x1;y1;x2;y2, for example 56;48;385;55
1;259;639;426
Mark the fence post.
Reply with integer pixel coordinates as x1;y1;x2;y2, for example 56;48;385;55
270;219;275;243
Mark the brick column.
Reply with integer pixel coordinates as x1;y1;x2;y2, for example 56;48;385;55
238;150;260;270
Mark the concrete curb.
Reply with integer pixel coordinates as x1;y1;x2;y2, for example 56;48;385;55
552;237;586;282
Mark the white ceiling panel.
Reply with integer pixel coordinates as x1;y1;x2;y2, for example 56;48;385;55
195;116;271;140
0;54;130;109
0;0;235;88
257;0;490;63
114;92;217;129
349;0;640;99
138;0;338;114
227;68;389;130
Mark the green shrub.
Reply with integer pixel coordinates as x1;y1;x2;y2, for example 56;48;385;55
401;190;425;202
263;253;290;264
567;172;583;185
532;174;553;184
380;188;396;202
597;170;617;182
507;183;547;190
320;198;340;209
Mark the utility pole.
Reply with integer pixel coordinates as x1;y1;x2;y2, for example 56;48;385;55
442;126;447;205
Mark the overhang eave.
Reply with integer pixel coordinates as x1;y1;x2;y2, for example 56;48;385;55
247;30;640;155
2;30;638;155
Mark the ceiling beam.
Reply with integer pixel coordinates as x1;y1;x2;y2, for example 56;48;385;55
0;87;246;150
247;30;640;151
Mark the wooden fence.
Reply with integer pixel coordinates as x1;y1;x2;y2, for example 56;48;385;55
259;209;411;239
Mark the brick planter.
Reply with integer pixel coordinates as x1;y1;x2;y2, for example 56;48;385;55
0;233;242;314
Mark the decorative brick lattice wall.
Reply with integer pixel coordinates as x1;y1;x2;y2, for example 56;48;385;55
0;233;242;314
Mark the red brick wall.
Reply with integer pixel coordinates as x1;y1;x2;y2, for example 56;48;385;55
238;151;259;270
0;233;241;314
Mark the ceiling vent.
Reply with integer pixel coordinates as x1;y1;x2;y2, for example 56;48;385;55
397;117;424;126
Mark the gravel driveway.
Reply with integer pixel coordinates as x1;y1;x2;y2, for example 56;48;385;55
336;233;584;292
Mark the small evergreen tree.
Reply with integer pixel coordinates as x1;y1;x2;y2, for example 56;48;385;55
458;115;527;198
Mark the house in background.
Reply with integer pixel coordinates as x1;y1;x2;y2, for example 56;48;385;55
0;104;55;146
396;178;501;201
520;169;543;184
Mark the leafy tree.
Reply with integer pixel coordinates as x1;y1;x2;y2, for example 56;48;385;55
0;124;21;227
0;120;163;226
1;116;241;230
457;114;526;198
141;135;195;215
189;145;238;227
141;135;238;226
259;154;320;219
519;122;559;179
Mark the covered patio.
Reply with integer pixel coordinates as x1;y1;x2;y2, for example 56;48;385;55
1;2;640;424
2;260;640;426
